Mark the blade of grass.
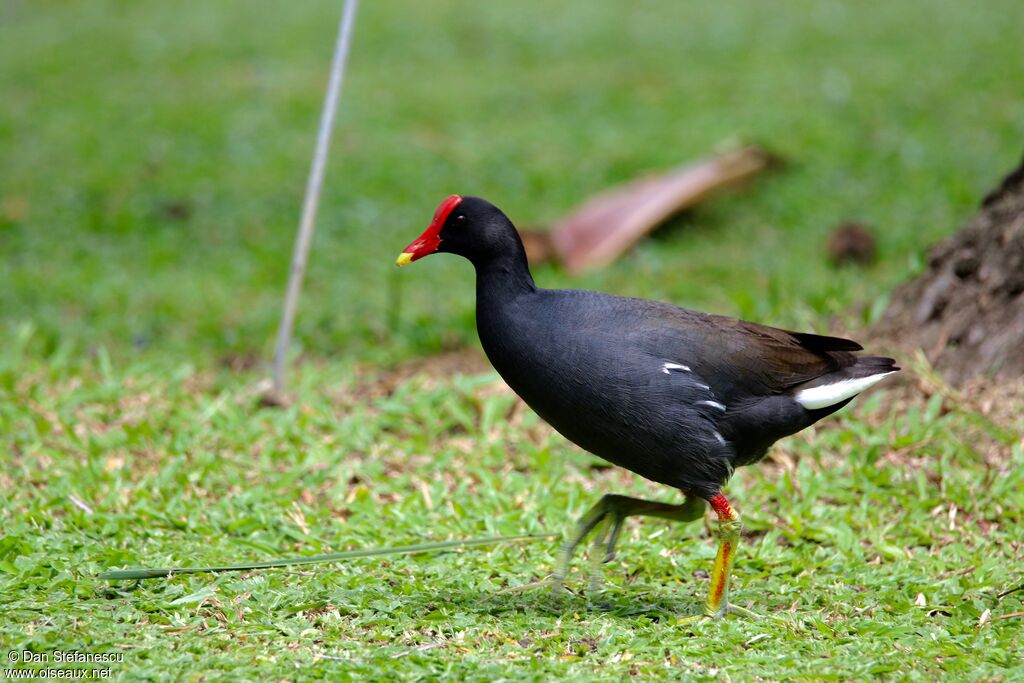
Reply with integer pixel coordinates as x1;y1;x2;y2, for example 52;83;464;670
98;534;556;581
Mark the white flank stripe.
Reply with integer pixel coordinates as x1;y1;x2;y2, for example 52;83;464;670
697;400;727;412
662;362;691;374
795;371;897;410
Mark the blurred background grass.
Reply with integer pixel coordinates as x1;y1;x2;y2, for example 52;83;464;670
3;0;1022;367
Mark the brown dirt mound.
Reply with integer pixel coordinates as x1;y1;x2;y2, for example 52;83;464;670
875;154;1024;387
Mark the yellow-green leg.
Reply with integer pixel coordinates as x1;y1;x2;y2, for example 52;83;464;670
680;493;760;621
553;493;706;593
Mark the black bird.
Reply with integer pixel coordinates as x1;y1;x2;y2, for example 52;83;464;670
397;195;898;619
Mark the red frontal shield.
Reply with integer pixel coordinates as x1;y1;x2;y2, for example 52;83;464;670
396;195;464;265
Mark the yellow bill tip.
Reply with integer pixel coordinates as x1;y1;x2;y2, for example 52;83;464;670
395;252;413;267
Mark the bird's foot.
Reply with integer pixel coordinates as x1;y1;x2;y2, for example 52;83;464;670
487;575;567;599
548;558;616;604
676;601;766;625
479;575;577;609
548;572;571;599
723;603;764;620
557;494;706;588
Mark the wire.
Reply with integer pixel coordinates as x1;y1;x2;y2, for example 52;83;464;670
98;534;555;581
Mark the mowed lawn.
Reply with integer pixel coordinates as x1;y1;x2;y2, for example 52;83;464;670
2;0;1023;680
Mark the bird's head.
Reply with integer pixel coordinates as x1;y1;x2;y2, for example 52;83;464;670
396;195;522;267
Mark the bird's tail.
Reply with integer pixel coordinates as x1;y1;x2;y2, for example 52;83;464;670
791;356;899;410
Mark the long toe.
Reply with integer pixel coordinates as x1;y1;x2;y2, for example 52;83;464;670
676;601;770;625
724;603;769;621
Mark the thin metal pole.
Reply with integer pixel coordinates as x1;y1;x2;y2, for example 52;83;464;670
270;0;359;400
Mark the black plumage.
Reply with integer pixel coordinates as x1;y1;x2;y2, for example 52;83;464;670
398;195;898;618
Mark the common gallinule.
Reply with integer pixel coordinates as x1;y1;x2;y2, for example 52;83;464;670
397;195;898;619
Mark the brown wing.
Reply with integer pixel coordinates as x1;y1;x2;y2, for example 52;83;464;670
689;315;863;402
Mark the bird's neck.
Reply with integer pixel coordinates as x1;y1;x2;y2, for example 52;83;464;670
473;249;537;381
474;249;537;306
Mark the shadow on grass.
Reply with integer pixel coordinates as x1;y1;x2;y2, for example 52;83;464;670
404;579;706;623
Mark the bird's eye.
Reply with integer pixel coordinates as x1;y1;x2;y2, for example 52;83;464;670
456;214;466;223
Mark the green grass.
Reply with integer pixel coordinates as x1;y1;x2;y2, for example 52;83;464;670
3;348;1022;680
3;0;1023;361
2;0;1024;680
